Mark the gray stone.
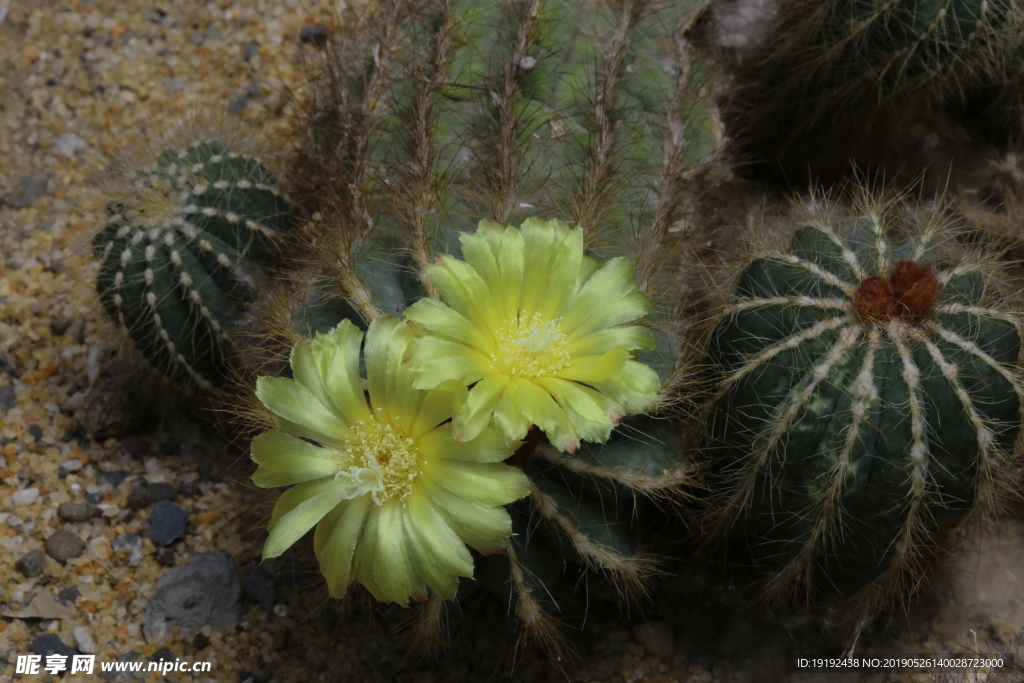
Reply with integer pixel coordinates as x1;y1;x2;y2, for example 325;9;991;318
5;174;47;208
144;550;242;641
146;482;177;501
0;383;15;412
101;652;144;682
148;500;189;546
164;76;186;92
228;95;247;114
0;6;8;28
57;502;91;522
74;626;97;654
299;25;328;45
243;40;259;61
46;530;86;562
111;532;139;552
15;549;47;577
29;634;76;659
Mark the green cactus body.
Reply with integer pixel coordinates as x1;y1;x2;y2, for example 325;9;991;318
743;0;1024;162
93;139;292;392
702;198;1024;610
282;0;719;646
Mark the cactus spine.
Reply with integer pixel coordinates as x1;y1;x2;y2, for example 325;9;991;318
700;193;1024;614
269;0;722;648
93;138;293;392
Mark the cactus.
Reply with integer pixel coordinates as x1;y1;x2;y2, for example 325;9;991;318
255;0;722;651
699;192;1024;616
92;137;293;392
734;0;1024;171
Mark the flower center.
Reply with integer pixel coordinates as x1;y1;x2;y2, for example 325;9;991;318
336;420;419;505
853;260;941;325
491;312;572;379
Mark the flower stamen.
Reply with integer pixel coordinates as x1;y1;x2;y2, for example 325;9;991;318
341;420;419;505
490;312;571;379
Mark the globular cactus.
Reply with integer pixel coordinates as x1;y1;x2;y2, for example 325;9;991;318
92;137;293;392
734;0;1024;173
251;0;723;651
699;192;1024;617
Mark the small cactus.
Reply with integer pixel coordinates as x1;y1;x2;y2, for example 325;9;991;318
735;0;1024;169
253;0;721;651
93;137;293;392
699;192;1024;616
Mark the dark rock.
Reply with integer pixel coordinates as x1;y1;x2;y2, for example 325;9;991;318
57;586;81;604
121;511;135;524
246;562;275;611
242;40;259;61
147;482;177;502
16;548;47;577
29;634;77;659
101;652;144;682
150;647;173;662
84;492;102;504
5;174;48;208
72;368;153;440
57;502;91;522
49;317;73;337
148;500;189;546
0;352;18;377
299;25;328;45
46;530;87;562
160;438;181;455
178;480;199;497
59;429;79;443
28;423;43;440
228;95;247;113
252;668;273;683
192;631;209;649
154;547;176;567
0;383;15;412
144;550;243;640
98;469;130;488
126;486;152;510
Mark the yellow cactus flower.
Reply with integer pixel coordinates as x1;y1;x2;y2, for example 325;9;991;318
405;218;661;453
251;316;529;606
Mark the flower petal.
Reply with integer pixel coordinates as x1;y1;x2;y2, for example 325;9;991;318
408;337;492;389
523;221;583;320
567;326;657;356
591;360;661;412
491;380;533;443
427;256;502;331
417;475;518;554
290;319;370;427
451;374;510;441
264;479;345;559
404;296;493;352
561;258;653;340
513;379;579;453
417;423;517;463
255;376;349;448
409;380;467;439
402;489;474;599
353;498;425;606
553;345;629;383
314;495;370;599
251;430;343;488
422;459;530;507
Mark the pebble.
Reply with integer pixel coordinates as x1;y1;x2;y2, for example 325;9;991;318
154;547;176;567
126;486;152;510
58;459;83;476
299;25;328;45
0;383;15;412
58;502;92;522
5;174;48;208
89;536;111;561
98;469;131;488
243;40;260;61
164;76;187;91
74;626;98;654
144;550;243;641
0;5;7;28
46;529;87;562
246;561;275;611
149;499;189;546
15;549;48;578
54;132;87;158
147;481;177;501
229;95;248;113
12;487;40;506
101;651;144;683
28;423;43;440
632;621;675;658
29;634;77;659
57;586;81;604
111;532;140;552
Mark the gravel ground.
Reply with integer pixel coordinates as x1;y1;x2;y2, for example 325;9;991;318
2;1;1024;683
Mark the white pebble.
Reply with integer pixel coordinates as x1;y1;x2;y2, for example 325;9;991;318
12;487;39;506
74;626;97;654
60;459;83;473
53;132;88;158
